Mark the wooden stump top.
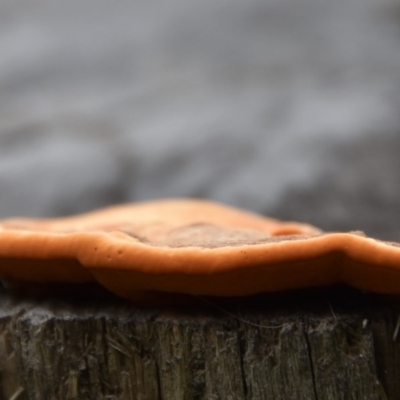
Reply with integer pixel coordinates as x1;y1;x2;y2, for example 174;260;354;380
0;286;399;400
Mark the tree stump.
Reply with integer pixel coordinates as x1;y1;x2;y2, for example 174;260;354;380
0;286;399;400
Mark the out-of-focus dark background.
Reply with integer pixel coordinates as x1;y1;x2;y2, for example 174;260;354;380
1;0;400;239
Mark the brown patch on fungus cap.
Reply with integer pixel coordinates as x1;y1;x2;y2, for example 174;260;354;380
0;198;400;304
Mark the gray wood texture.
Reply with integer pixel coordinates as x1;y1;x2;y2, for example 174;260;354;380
0;287;398;400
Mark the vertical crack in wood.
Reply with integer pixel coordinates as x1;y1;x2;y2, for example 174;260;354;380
236;320;248;399
154;352;163;400
302;316;319;400
371;314;394;400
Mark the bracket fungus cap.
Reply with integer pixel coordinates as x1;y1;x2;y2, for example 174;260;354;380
0;198;399;304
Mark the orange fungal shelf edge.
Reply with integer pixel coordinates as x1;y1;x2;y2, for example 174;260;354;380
0;198;399;304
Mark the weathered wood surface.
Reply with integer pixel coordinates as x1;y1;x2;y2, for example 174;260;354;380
0;286;399;400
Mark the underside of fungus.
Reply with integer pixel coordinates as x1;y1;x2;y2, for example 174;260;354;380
0;198;400;305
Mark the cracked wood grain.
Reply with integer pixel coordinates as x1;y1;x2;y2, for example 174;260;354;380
0;288;397;400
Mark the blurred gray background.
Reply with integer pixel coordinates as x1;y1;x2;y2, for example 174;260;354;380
1;0;400;239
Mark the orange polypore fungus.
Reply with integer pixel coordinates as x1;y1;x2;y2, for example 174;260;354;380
0;198;399;304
